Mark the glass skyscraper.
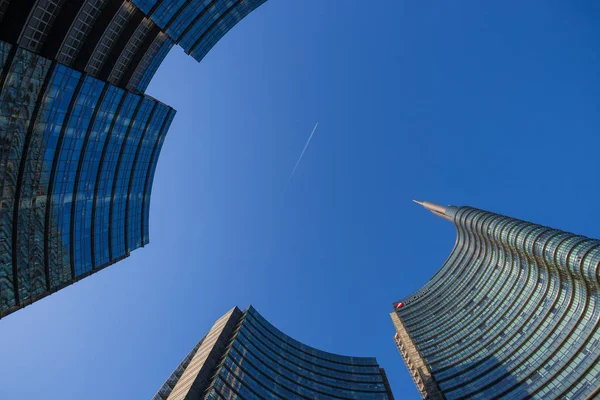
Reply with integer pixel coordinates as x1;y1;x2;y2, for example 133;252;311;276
130;0;268;63
391;201;600;399
0;0;270;318
153;306;395;399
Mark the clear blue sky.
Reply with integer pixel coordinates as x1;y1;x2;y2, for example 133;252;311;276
1;1;599;399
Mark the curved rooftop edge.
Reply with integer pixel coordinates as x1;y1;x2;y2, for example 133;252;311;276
131;0;269;64
391;202;600;399
0;40;175;318
0;0;271;93
0;0;270;317
153;305;395;400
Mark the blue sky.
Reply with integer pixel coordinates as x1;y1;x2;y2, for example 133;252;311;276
1;1;600;399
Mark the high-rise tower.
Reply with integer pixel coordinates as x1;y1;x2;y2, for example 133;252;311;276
0;0;270;318
391;201;600;399
153;306;395;399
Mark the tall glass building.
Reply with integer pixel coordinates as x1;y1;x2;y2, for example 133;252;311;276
153;306;395;399
130;0;268;63
0;0;270;318
391;201;600;399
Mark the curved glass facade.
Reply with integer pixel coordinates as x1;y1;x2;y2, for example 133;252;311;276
391;202;600;399
131;0;269;63
154;306;395;400
0;41;174;317
0;0;271;317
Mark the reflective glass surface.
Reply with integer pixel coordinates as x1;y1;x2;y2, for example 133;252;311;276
0;43;53;309
72;86;125;275
153;306;393;399
394;206;600;399
130;0;269;63
109;97;154;260
208;307;392;399
0;41;174;317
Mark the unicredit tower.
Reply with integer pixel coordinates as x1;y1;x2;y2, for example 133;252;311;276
391;201;600;399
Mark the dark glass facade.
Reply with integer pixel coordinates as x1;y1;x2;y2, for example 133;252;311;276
0;0;268;317
130;0;268;63
153;306;395;399
391;201;600;399
0;40;174;317
0;0;270;93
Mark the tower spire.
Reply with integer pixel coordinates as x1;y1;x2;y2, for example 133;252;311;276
413;200;451;221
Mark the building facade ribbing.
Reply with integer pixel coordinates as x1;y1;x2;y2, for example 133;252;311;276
391;201;600;399
0;39;175;316
130;0;268;63
153;306;395;400
0;0;270;317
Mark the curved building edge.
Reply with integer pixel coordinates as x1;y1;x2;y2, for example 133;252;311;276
391;201;600;399
0;0;270;317
0;39;175;318
153;305;395;400
0;0;271;93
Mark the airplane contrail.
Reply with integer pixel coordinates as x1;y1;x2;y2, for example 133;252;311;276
290;122;319;181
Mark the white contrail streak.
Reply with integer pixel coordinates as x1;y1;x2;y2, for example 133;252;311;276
290;122;319;181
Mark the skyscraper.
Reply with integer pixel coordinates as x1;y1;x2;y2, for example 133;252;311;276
129;0;268;63
391;201;600;399
0;0;270;318
153;306;395;399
